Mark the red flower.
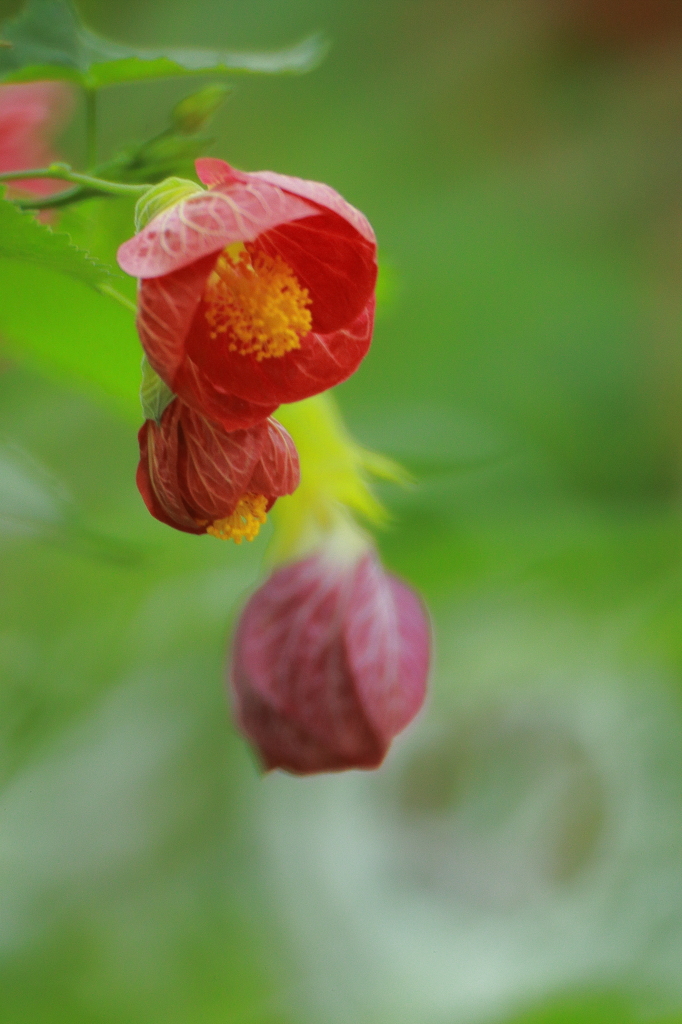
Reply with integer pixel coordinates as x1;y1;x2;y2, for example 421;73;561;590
230;542;430;773
0;82;74;197
118;158;377;431
137;398;299;541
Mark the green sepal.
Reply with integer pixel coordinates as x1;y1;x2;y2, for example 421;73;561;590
134;177;204;231
140;357;174;425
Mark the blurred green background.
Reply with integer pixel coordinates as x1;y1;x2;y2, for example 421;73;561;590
3;1;682;1022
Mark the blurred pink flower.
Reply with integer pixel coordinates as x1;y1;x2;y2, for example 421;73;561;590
230;539;430;774
0;81;74;197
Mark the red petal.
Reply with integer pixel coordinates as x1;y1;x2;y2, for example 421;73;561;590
178;407;266;519
173;358;279;431
186;294;375;407
117;181;316;279
250;169;376;244
247;418;300;499
136;254;216;383
256;212;377;334
137;415;204;533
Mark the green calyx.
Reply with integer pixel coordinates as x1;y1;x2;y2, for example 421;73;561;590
134;177;204;231
140;357;175;424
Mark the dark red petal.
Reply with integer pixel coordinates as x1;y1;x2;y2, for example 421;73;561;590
230;548;430;775
231;561;385;774
230;553;386;774
117;182;315;279
186;294;375;407
247;418;301;499
178;407;267;519
173;358;280;431
249;168;376;244
136;415;205;534
346;557;430;740
256;212;377;334
233;683;384;774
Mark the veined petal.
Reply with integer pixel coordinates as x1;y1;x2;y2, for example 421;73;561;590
230;542;430;774
250;168;376;244
249;417;300;500
346;559;430;739
118;181;316;279
136;399;299;536
195;157;249;188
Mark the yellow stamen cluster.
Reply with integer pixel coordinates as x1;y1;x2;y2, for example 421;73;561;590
204;246;312;361
207;493;269;544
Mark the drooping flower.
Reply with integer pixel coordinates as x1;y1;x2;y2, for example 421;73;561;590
0;81;74;197
230;522;430;773
136;396;299;542
117;158;377;431
228;393;429;774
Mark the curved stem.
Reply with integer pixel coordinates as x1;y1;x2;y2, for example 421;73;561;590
0;164;150;196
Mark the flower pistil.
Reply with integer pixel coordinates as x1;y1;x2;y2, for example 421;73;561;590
204;245;312;361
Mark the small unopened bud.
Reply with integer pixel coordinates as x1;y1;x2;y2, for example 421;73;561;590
171;85;231;135
230;537;430;774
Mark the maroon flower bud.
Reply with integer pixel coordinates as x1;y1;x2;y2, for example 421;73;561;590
230;539;430;773
136;398;299;542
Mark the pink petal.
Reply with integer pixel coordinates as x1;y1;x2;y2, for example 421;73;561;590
346;560;430;739
250;169;376;244
117;181;316;279
195;157;249;187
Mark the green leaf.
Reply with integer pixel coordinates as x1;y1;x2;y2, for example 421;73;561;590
0;199;140;420
0;197;112;286
0;0;327;90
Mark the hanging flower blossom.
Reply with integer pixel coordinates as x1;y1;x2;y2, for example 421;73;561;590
0;81;74;197
136;397;299;542
117;158;377;431
230;526;430;774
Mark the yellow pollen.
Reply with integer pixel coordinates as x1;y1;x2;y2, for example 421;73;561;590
204;245;312;361
206;493;268;544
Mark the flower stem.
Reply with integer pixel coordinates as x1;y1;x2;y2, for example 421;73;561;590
96;282;137;314
0;163;152;211
0;163;150;195
84;88;98;170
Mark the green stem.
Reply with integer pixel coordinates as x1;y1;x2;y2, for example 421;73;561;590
0;163;150;196
14;184;92;211
96;282;137;314
84;88;97;170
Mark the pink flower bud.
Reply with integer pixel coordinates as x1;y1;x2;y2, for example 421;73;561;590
230;542;430;774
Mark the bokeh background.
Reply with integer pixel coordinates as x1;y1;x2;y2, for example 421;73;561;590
3;1;682;1021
